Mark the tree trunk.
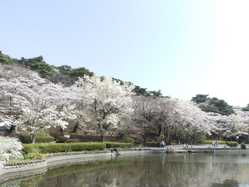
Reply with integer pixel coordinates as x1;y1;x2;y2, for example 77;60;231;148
98;122;105;142
100;130;104;142
31;134;36;144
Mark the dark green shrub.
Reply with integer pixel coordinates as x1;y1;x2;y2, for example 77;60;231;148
226;141;238;147
241;143;247;149
18;133;32;144
55;136;68;143
70;143;106;151
192;95;234;115
70;67;94;78
105;142;133;149
18;131;54;144
19;56;56;78
122;137;135;144
0;52;16;64
36;131;55;143
121;136;135;144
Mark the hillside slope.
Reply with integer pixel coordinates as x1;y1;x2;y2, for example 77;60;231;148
1;51;249;143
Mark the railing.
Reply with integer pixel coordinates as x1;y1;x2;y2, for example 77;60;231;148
3;159;45;169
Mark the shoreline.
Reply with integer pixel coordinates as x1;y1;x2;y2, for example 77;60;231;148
0;146;247;184
0;149;151;184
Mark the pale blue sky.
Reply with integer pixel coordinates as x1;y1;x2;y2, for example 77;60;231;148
1;1;221;103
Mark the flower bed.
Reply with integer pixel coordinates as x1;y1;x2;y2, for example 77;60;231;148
0;136;23;161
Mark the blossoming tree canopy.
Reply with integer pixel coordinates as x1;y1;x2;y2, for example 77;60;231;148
74;76;134;138
2;54;249;144
0;64;79;143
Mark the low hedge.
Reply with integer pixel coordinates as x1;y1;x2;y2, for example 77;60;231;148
226;141;238;147
144;142;160;147
105;142;133;149
23;142;106;154
202;140;227;145
202;140;238;147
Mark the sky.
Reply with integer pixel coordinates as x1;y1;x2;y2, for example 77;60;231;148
0;0;248;106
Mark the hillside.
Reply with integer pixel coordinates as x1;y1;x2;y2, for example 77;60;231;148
0;51;162;97
1;51;249;144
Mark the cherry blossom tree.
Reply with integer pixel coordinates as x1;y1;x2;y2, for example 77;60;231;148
4;63;249;145
207;110;249;140
170;99;212;144
133;96;212;144
75;76;134;140
0;64;78;143
17;99;76;143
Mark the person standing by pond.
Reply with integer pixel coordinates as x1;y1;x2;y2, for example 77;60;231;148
160;140;166;148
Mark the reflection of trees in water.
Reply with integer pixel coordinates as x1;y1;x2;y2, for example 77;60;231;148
211;179;239;187
0;175;44;187
0;181;20;187
2;153;249;187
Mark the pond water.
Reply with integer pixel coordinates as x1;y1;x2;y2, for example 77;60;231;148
1;151;249;187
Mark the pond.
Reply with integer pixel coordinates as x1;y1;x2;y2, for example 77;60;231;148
1;151;249;187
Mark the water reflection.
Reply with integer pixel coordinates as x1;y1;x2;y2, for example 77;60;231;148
211;179;239;187
2;152;249;187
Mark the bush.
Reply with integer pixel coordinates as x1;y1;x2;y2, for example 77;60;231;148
23;144;40;154
202;140;238;147
202;140;239;147
23;142;106;154
122;137;135;144
105;142;133;149
226;141;238;147
35;144;71;153
202;140;227;145
144;142;160;147
0;136;23;161
18;131;55;144
18;133;32;144
70;143;106;151
24;153;45;160
241;143;247;150
36;131;55;143
55;136;68;143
